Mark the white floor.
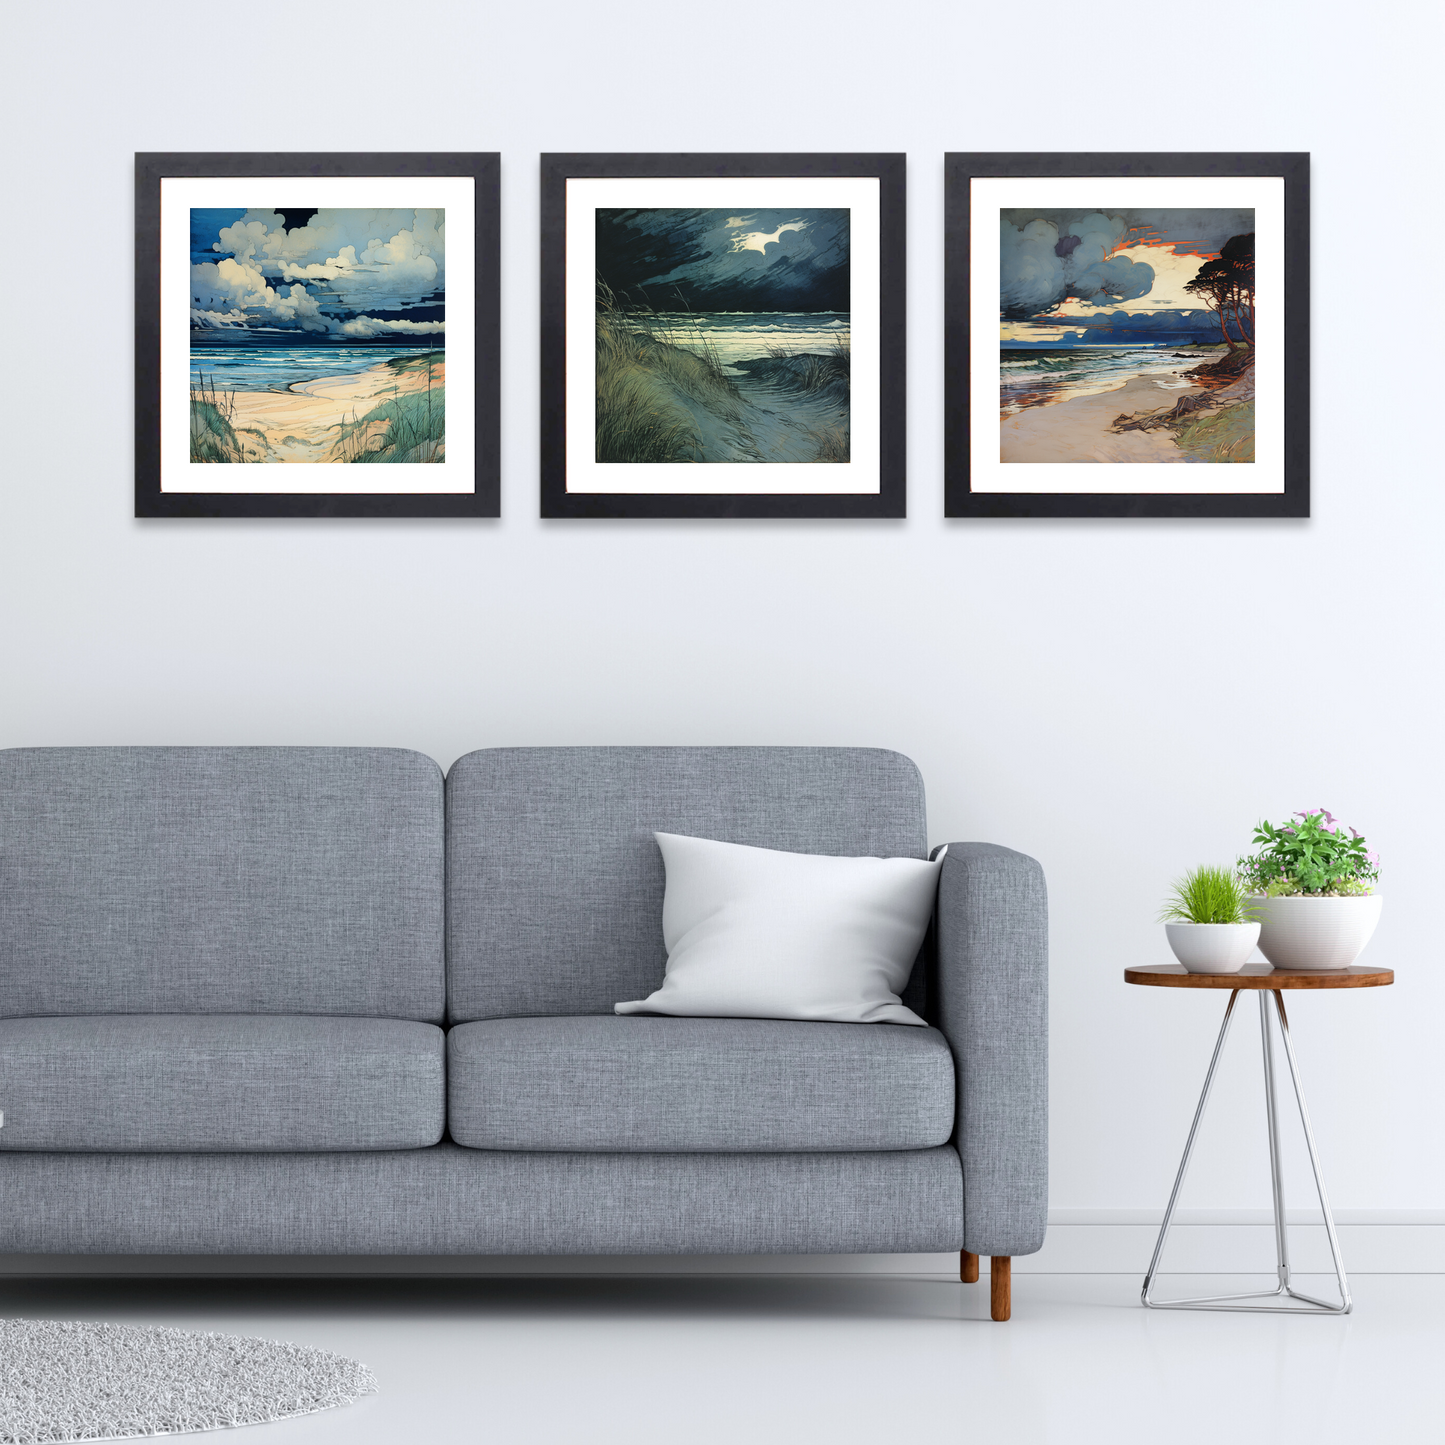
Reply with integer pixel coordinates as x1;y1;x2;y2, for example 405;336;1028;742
1;1271;1437;1445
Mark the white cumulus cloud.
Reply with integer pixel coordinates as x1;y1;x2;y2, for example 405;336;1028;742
195;208;447;335
189;308;249;329
338;315;446;337
218;208;445;298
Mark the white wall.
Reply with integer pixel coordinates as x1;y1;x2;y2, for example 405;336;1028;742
3;1;1439;1256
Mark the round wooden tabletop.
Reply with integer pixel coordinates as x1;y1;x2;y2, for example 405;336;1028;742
1125;963;1393;990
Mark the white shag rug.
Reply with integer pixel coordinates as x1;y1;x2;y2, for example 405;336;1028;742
0;1318;377;1443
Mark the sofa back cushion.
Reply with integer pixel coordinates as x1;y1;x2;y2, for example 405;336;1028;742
0;747;444;1020
445;747;928;1021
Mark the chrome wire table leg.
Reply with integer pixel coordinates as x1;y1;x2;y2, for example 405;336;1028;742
1141;989;1239;1307
1261;989;1291;1299
1142;986;1353;1313
1271;990;1352;1313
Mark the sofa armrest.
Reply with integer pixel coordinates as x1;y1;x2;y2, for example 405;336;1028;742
933;841;1048;1257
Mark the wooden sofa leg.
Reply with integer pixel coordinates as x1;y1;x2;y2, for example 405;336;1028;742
990;1257;1012;1321
960;1250;979;1283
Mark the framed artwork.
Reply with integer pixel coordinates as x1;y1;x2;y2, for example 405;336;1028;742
136;152;499;517
540;153;906;518
945;153;1309;518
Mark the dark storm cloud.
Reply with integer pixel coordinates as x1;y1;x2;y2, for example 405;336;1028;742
596;209;850;312
1000;208;1254;320
1004;208;1255;256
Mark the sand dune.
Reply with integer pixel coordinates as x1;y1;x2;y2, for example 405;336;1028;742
224;358;444;464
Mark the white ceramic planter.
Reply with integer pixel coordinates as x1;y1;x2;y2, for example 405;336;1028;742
1249;893;1383;971
1164;921;1262;974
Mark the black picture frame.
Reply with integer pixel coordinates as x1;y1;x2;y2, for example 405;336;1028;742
135;152;500;518
540;152;906;518
945;152;1309;518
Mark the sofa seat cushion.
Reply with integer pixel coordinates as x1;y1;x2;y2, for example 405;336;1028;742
447;1015;955;1152
0;1016;444;1152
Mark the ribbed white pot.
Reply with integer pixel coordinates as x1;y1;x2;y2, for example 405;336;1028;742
1164;921;1261;974
1249;894;1383;971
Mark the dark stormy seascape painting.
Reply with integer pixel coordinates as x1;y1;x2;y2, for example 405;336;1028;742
189;208;445;464
999;208;1255;463
595;208;850;463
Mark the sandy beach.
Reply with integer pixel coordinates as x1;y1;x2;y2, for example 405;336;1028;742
221;357;444;464
1001;373;1210;464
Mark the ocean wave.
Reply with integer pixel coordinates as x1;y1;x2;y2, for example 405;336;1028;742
189;344;436;392
651;323;847;335
998;347;1207;418
645;311;846;319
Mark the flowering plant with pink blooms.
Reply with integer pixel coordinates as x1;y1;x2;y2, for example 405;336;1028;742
1237;808;1380;897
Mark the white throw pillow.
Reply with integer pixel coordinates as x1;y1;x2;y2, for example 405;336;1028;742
614;833;944;1026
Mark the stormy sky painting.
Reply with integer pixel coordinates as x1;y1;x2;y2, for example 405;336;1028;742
594;208;852;465
595;208;849;313
1000;207;1253;349
998;207;1258;465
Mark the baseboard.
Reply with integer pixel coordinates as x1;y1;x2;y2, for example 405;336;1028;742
1023;1213;1445;1275
2;1216;1440;1278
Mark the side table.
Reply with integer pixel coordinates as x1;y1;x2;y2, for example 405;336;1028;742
1124;962;1393;1314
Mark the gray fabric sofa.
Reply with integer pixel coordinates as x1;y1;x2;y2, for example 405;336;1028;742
0;745;1047;1318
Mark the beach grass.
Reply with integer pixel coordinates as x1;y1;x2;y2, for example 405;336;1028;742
334;381;445;463
190;400;240;463
764;334;850;395
595;279;747;462
809;424;851;463
1174;400;1255;463
331;354;443;462
596;360;701;463
189;373;248;462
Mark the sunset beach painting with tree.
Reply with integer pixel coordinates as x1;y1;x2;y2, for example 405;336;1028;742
999;208;1256;464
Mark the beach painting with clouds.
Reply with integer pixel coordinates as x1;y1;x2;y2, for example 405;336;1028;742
999;207;1255;465
188;207;446;465
542;153;904;519
594;208;851;465
945;153;1308;518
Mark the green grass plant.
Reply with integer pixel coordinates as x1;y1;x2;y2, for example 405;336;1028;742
1158;865;1259;925
767;334;850;395
1174;400;1255;463
809;424;850;462
189;372;247;463
333;357;443;463
596;360;701;463
189;400;240;463
1237;808;1379;895
594;277;747;462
